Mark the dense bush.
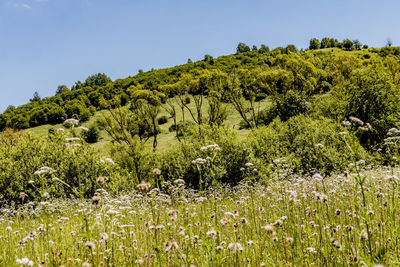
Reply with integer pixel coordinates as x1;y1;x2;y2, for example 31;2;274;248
248;115;367;174
81;125;100;143
0;130;125;203
160;126;252;187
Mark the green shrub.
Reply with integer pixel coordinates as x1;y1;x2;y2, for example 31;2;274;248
248;115;367;174
168;121;196;137
157;115;168;125
255;93;267;102
0;130;124;203
81;125;100;143
160;126;252;187
185;96;191;104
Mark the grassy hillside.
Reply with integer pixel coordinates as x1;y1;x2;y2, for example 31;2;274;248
25;96;272;152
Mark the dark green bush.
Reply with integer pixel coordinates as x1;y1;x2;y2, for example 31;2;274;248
158;115;169;125
82;125;100;143
255;93;267;102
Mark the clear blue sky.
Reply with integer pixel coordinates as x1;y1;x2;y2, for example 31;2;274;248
1;0;399;112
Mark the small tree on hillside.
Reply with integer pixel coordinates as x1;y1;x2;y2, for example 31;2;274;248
309;38;320;50
236;42;251;54
342;39;354;51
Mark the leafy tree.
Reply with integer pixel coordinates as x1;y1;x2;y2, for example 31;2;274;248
353;39;361;50
259;44;270;53
30;91;41;102
83;73;112;87
342;39;354;51
47;105;67;124
285;44;298;53
10;114;30;129
309;38;320;50
128;87;165;151
344;66;400;147
236;42;251;54
252;45;258;51
204;54;214;63
29;107;48;127
320;37;331;49
56;85;69;95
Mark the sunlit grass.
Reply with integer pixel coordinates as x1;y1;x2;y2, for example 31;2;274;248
1;166;399;266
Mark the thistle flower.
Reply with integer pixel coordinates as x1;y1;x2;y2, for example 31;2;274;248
92;195;101;205
135;258;144;264
173;179;185;185
19;192;28;199
165;241;179;252
136;182;151;193
156;225;165;230
152;168;162;176
285;237;294;243
167;209;178;221
85;241;95;250
228;243;243;252
96;176;109;184
206;229;217;238
262;224;275;234
42;192;50;199
6;226;12;232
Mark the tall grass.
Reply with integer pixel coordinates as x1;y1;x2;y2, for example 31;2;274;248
1;167;399;266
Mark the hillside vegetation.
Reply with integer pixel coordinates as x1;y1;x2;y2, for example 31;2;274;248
2;39;400;266
0;39;400;198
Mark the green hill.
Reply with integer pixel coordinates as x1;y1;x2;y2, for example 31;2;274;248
1;40;400;152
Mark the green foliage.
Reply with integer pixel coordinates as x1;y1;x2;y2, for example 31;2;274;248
160;126;252;187
343;66;400;147
309;38;320;50
0;130;123;203
81;125;100;144
249;115;367;174
83;73;112;88
342;39;354;51
236;42;251;54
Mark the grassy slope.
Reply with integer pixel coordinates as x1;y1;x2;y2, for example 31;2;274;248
25;96;272;152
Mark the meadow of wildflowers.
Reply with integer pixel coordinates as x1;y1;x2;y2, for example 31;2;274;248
1;117;400;266
1;166;400;266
